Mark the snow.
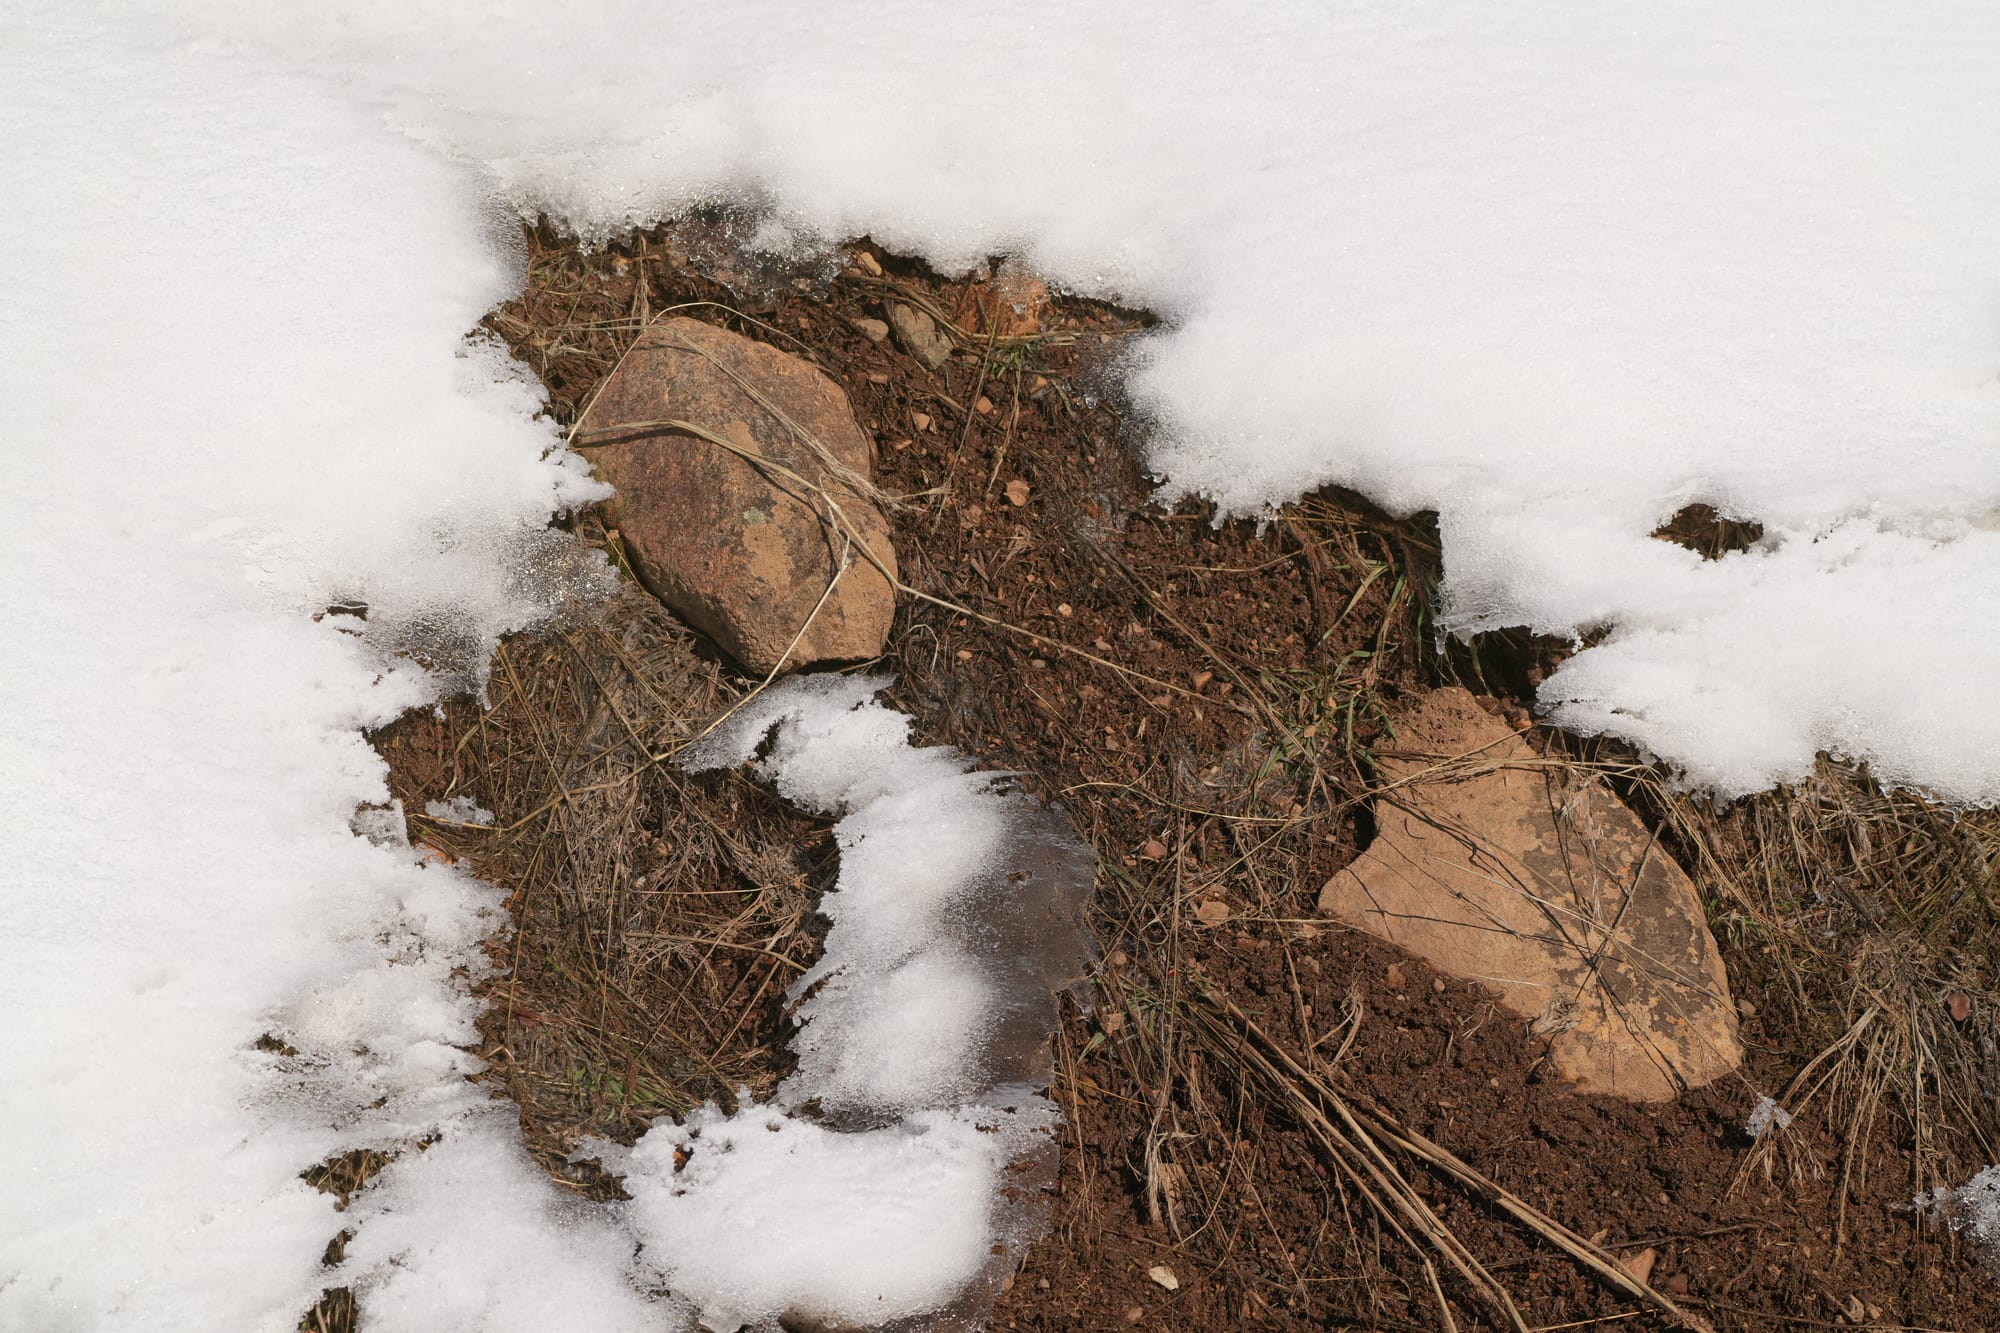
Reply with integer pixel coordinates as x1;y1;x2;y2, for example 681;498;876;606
625;676;1088;1328
1918;1165;2000;1275
0;6;632;1329
6;0;2000;1327
1745;1095;1795;1142
424;796;496;827
617;1100;1057;1331
153;0;2000;801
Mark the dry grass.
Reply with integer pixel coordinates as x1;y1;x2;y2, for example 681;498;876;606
1634;762;2000;1221
379;583;832;1174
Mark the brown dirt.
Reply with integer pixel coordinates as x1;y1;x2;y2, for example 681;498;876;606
355;213;2000;1333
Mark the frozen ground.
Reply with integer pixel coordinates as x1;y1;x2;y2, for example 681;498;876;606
4;2;1998;1329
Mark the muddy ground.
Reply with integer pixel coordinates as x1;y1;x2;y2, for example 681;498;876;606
364;215;2000;1332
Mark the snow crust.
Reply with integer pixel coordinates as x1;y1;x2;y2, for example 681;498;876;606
151;0;2000;800
684;675;1093;1117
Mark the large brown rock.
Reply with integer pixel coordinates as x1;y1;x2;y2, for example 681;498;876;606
579;317;898;673
1318;688;1742;1100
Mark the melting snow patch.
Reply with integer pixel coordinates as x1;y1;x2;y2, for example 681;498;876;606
424;795;496;826
1745;1095;1795;1141
597;674;1093;1329
621;1100;1059;1331
1917;1165;2000;1273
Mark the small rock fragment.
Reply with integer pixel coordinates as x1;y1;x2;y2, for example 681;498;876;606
975;395;995;414
1949;991;1973;1022
852;249;883;277
1194;900;1231;926
1141;838;1169;860
888;301;953;369
850;316;889;343
1146;1266;1180;1292
1005;479;1031;506
1385;963;1407;990
1622;1247;1657;1286
911;411;933;432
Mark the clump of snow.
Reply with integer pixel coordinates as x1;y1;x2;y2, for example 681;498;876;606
425;795;496;826
620;1099;1057;1332
331;1109;667;1333
1745;1095;1795;1142
1917;1165;2000;1275
611;676;1090;1329
684;675;1095;1118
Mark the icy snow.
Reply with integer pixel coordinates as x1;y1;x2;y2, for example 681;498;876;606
424;796;496;826
1745;1095;1795;1142
7;1;2000;1329
1918;1165;2000;1276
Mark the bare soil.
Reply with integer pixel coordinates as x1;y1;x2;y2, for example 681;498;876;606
359;214;2000;1333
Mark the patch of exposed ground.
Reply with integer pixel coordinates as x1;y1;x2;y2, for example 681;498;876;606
356;213;2000;1333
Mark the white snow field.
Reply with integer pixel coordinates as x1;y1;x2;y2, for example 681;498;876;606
4;1;2000;1329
